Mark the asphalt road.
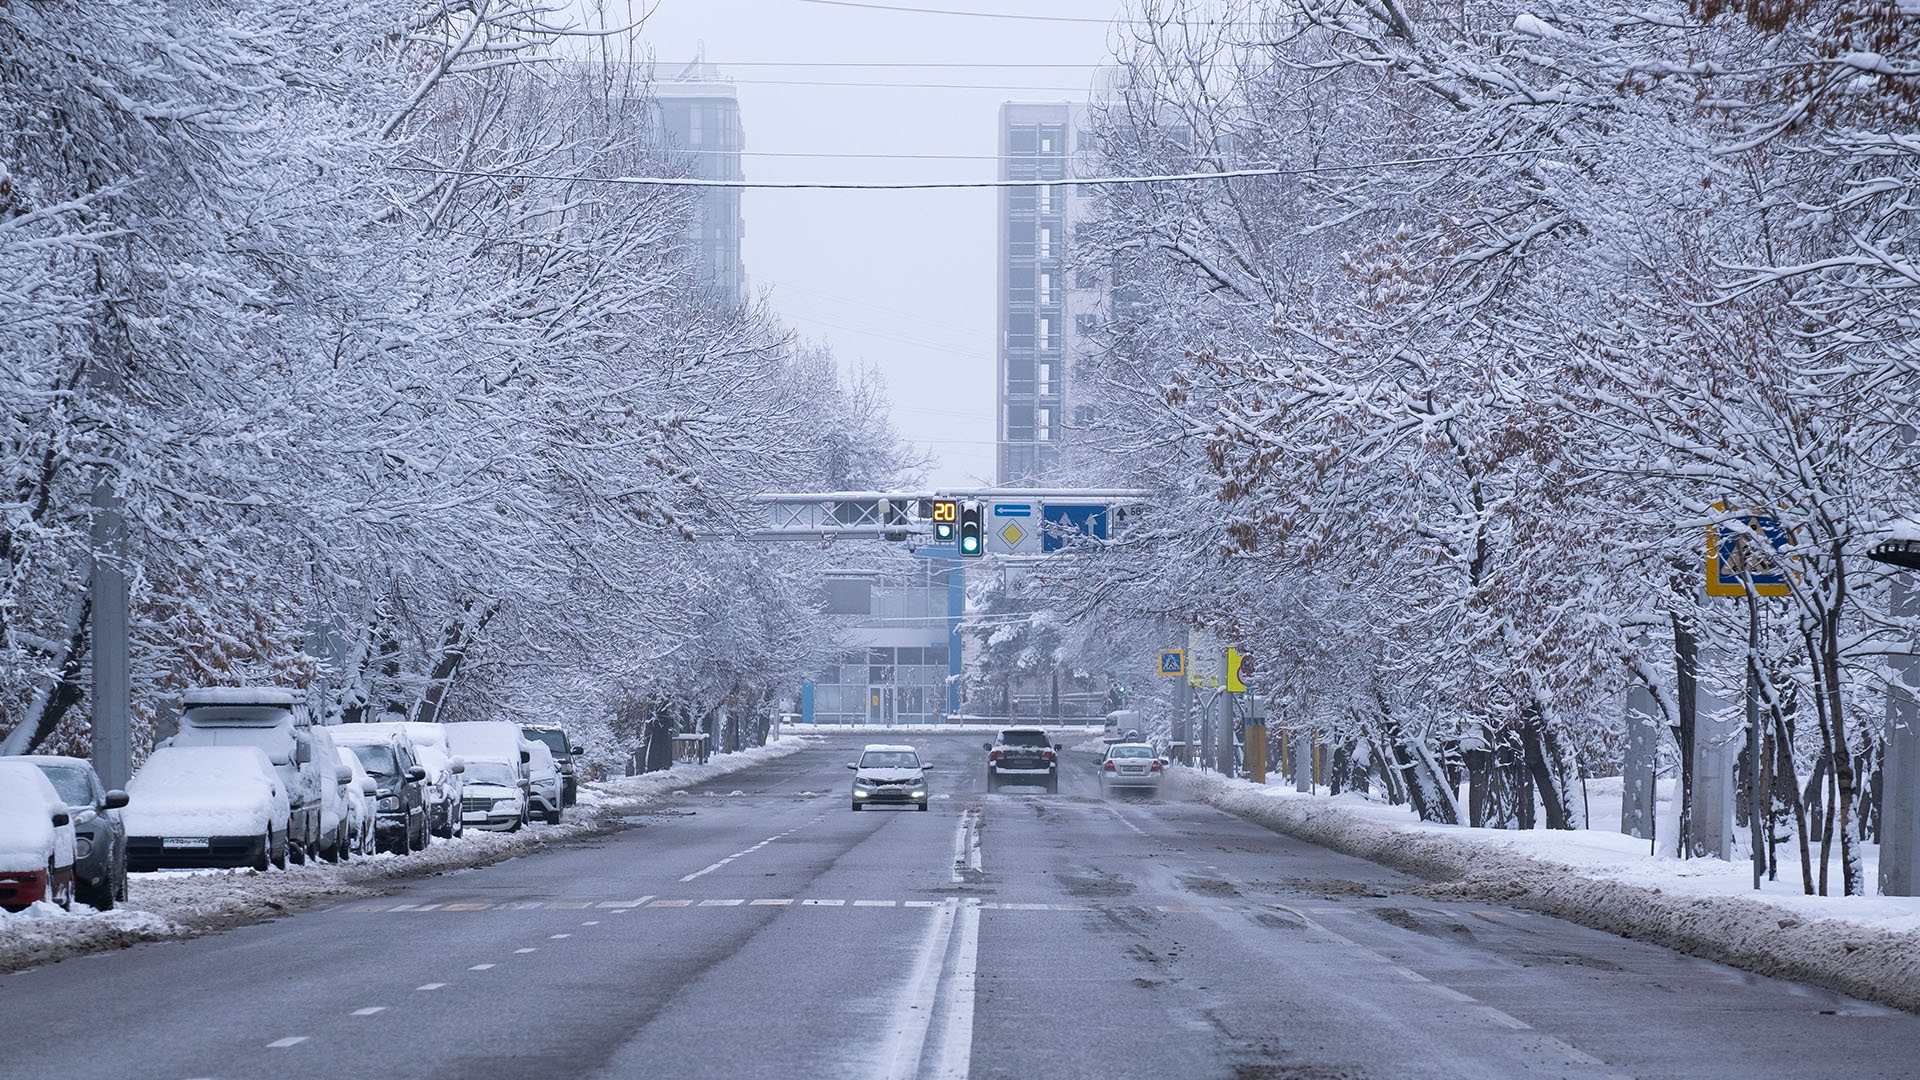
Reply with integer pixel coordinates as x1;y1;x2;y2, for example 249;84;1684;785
8;733;1920;1080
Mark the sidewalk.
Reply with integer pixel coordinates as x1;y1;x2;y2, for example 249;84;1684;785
1174;767;1920;1014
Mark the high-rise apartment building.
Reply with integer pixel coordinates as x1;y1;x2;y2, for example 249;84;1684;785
651;59;746;308
996;102;1091;486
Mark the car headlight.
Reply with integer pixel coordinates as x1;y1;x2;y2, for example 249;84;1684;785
377;795;402;811
73;836;93;859
911;790;926;798
491;799;519;814
852;789;869;798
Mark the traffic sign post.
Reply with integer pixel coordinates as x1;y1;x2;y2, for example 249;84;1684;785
1158;649;1185;677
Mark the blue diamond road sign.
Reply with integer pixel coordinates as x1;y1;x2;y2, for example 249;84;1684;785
1158;650;1185;677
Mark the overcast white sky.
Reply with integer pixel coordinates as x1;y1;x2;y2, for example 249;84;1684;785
623;0;1124;488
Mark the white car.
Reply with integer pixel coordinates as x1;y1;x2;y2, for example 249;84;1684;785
124;745;291;871
458;757;527;832
526;741;562;825
335;746;379;856
848;744;932;811
0;760;78;910
1099;742;1165;794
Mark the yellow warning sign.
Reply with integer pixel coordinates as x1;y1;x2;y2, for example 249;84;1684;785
999;521;1025;547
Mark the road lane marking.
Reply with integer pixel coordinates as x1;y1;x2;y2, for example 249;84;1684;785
904;900;938;907
879;900;959;1080
1539;1036;1605;1066
1394;967;1430;983
698;899;744;907
549;933;572;938
266;1037;308;1048
927;899;981;1080
854;900;896;907
801;898;844;906
750;898;794;905
582;920;600;925
1477;1006;1530;1030
351;1007;386;1016
547;901;591;910
1430;985;1476;1003
417;983;446;991
443;903;489;911
469;964;495;971
950;807;984;883
516;948;537;953
650;900;693;907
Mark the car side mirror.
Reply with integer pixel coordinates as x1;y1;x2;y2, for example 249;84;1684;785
103;790;129;810
920;764;935;771
336;766;352;786
1054;743;1063;751
360;778;377;796
450;761;466;775
296;739;312;765
982;743;993;751
570;746;585;756
847;762;858;770
52;811;70;828
520;750;531;764
406;766;427;782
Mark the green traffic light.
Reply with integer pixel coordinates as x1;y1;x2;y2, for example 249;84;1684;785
961;536;978;553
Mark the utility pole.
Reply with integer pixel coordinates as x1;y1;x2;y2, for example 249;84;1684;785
89;351;131;791
1872;532;1920;894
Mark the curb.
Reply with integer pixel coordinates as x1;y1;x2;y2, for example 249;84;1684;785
1178;770;1920;1015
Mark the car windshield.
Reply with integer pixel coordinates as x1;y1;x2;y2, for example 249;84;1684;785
1000;731;1050;747
35;764;94;805
350;744;398;777
466;762;518;787
522;729;568;755
859;751;920;770
1110;745;1154;759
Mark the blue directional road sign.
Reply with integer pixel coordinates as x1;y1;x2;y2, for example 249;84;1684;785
1158;649;1186;677
1042;504;1109;553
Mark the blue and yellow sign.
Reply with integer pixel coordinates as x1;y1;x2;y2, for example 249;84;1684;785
1707;505;1792;598
1158;649;1185;677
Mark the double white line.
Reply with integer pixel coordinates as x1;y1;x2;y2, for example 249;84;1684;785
950;807;983;884
879;897;981;1080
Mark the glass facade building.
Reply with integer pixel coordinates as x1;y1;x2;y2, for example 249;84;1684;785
650;60;746;308
802;560;964;725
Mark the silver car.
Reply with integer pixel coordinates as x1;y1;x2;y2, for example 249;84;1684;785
1099;743;1164;793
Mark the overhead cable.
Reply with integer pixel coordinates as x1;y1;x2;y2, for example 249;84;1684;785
392;143;1605;190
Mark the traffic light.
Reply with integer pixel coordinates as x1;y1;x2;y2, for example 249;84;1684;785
930;499;957;543
958;501;983;557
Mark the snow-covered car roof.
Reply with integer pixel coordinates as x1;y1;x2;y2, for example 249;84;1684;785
1105;742;1155;751
0;762;66;867
329;726;408;748
861;743;918;753
998;727;1048;734
182;686;302;708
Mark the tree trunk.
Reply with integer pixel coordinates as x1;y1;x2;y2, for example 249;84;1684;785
1672;609;1700;857
414;600;500;726
0;585;91;756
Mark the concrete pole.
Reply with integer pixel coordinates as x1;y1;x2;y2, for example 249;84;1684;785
1214;684;1234;776
1691;665;1737;860
1882;572;1920;895
88;356;131;791
1173;674;1191;766
1293;726;1313;793
1621;682;1659;841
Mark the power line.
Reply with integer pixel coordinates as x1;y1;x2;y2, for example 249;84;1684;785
795;0;1251;24
393;144;1605;190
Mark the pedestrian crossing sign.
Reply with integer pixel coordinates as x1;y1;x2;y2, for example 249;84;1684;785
1158;650;1185;677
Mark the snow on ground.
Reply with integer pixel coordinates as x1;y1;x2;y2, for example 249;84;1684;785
0;736;817;975
1172;767;1920;1013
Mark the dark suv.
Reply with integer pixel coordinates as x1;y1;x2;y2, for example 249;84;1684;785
984;728;1062;792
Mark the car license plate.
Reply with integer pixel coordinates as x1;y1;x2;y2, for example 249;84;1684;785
162;837;210;849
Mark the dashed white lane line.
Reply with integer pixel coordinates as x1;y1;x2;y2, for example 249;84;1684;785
416;983;446;991
1429;985;1476;1004
750;898;793;906
801;898;845;906
1477;1006;1530;1030
582;920;601;925
681;828;805;882
697;899;744;907
351;1007;386;1017
549;933;572;938
1539;1036;1605;1066
266;1037;308;1049
469;963;495;971
516;948;537;954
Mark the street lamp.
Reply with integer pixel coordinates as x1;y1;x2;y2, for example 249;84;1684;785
1871;522;1920;895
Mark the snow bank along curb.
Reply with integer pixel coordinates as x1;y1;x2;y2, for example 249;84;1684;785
0;736;817;975
1173;769;1920;1015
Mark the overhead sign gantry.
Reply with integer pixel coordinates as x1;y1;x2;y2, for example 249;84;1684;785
749;488;1147;556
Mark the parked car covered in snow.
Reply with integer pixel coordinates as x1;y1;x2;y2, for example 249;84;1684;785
335;746;378;857
457;757;528;832
124;745;291;871
331;727;430;855
0;760;77;910
163;687;327;864
361;721;465;839
525;740;562;825
3;755;128;909
520;724;582;807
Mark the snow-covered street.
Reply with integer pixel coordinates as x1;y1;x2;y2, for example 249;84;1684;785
8;737;1920;1080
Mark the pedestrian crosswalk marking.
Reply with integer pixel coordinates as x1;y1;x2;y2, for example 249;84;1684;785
649;899;693;907
853;900;895;907
699;899;745;906
750;898;793;905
